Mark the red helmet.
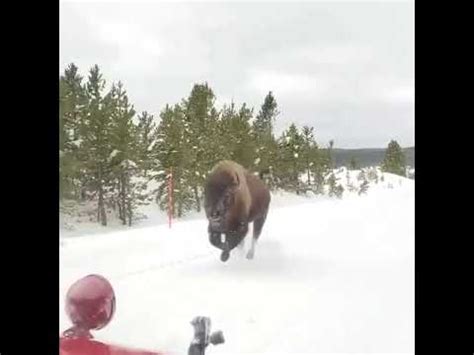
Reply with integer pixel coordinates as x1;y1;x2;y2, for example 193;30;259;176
65;274;116;332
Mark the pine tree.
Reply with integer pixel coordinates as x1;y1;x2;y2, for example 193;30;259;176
235;103;256;167
312;140;335;194
346;169;357;192
218;102;237;162
366;167;378;182
276;124;305;193
301;126;316;186
253;91;279;137
182;83;218;211
107;81;140;226
136;111;157;177
60;79;74;199
219;102;255;168
381;140;406;176
327;139;334;168
82;65;112;226
308;146;328;195
59;64;163;225
60;63;87;200
359;178;369;195
252;91;279;185
154;104;195;217
307;140;333;195
205;106;223;168
327;173;344;198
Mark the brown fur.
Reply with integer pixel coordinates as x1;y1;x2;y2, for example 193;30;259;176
204;160;271;261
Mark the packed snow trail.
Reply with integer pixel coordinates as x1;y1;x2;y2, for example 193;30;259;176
60;177;414;354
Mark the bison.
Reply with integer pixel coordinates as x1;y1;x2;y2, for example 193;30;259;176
204;160;271;262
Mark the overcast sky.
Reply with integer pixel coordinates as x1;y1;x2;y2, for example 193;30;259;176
60;0;414;149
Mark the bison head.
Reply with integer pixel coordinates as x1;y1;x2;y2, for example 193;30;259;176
204;169;241;234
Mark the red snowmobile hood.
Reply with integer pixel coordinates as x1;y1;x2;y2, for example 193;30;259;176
60;337;163;355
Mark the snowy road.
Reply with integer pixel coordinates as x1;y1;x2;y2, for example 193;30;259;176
60;178;414;354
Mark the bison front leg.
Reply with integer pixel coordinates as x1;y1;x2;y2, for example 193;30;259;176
220;223;249;262
211;234;232;263
220;248;230;262
208;224;225;250
220;232;240;262
220;235;241;262
208;224;231;262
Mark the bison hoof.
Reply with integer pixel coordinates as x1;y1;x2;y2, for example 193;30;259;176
246;250;254;260
221;250;230;262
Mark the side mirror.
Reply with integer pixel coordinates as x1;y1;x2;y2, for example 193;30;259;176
188;316;224;355
62;274;116;339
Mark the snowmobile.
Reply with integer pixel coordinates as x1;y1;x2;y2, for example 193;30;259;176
60;274;225;355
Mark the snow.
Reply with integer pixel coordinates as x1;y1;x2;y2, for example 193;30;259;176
109;149;120;160
121;159;138;169
60;172;414;354
70;139;83;148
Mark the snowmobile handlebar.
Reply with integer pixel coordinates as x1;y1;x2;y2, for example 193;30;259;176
188;316;225;355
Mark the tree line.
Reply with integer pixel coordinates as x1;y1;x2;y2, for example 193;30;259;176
60;63;406;226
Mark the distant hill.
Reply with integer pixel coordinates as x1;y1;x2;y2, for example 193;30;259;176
328;147;414;168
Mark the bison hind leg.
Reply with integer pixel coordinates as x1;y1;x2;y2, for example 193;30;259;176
246;235;258;260
246;212;268;260
237;236;246;249
234;235;248;259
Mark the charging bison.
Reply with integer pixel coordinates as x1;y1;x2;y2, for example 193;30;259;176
204;160;271;262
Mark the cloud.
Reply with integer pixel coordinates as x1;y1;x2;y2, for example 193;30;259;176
382;86;414;105
60;1;414;148
245;70;328;99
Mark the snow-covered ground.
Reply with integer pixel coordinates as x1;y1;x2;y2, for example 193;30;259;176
60;170;414;354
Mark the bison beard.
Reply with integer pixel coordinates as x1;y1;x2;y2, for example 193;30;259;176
204;160;271;262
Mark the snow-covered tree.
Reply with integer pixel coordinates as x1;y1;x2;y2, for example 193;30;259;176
81;65;113;225
154;104;195;217
327;173;344;198
136;111;158;176
275;124;306;193
182;83;219;211
60;63;87;200
252;91;279;184
381;140;406;176
219;102;256;168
